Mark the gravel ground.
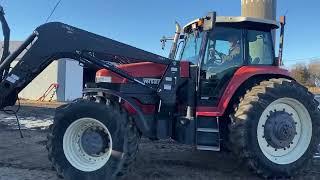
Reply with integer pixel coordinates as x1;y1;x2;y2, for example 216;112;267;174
0;101;320;180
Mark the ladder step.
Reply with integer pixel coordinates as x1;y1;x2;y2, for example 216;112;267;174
197;128;219;133
196;116;220;151
197;145;220;151
196;116;219;129
314;153;320;158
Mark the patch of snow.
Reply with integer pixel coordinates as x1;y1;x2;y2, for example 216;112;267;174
0;113;53;130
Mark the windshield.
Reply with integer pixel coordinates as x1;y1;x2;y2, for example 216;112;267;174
202;26;243;69
179;31;203;64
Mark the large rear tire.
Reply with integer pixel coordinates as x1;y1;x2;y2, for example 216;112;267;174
229;78;320;178
46;98;140;180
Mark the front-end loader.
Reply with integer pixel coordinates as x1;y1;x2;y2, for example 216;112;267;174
0;7;318;179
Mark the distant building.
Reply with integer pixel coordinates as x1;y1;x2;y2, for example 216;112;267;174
0;41;87;102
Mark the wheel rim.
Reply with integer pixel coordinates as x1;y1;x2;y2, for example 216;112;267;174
63;118;113;172
257;98;312;164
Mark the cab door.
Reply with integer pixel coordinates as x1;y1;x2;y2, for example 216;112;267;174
198;26;244;106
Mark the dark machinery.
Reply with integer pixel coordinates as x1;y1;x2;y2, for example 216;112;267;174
0;7;319;180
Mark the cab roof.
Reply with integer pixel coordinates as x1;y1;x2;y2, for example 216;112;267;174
183;16;279;32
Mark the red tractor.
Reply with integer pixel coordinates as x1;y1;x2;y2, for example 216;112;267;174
0;8;318;179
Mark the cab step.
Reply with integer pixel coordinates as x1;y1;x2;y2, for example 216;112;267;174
197;145;220;151
197;128;219;133
196;116;220;151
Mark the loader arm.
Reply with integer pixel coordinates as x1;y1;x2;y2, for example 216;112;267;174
0;6;10;78
0;22;171;108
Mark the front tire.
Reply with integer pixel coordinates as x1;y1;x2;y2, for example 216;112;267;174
229;78;320;178
47;98;140;180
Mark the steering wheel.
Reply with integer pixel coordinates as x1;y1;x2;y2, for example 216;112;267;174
207;45;225;66
213;50;225;64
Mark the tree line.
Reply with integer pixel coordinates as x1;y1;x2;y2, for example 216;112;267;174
290;62;320;87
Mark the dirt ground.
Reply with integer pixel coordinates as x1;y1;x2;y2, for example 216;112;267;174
0;101;320;180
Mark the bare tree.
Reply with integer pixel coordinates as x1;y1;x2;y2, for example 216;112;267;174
290;64;311;86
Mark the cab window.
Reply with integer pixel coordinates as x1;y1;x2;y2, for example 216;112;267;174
247;30;274;65
179;32;204;64
202;27;243;71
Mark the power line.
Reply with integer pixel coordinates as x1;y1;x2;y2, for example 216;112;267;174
45;0;62;23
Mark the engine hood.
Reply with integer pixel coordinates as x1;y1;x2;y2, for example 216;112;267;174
96;62;167;83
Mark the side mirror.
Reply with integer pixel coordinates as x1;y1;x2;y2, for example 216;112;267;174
160;36;170;50
160;34;185;50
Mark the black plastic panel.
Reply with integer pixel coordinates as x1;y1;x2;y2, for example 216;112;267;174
196;131;219;146
197;116;219;129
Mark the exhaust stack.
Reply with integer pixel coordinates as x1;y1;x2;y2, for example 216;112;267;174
168;21;181;59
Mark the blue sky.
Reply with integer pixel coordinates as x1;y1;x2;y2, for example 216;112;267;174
1;0;320;66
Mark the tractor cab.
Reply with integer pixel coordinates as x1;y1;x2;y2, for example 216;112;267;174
179;15;279;105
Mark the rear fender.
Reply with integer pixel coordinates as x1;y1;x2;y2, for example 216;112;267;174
83;88;152;137
197;66;292;117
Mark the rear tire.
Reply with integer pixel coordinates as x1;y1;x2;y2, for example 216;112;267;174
46;98;140;180
229;78;320;178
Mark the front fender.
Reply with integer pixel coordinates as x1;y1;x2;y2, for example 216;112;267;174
83;88;152;137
